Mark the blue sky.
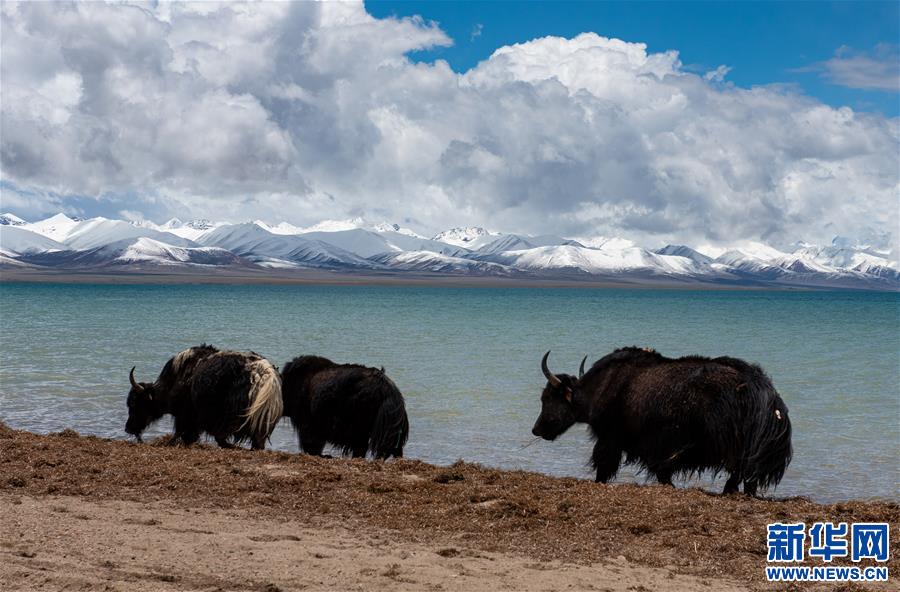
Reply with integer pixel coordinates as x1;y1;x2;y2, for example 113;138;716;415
368;1;900;116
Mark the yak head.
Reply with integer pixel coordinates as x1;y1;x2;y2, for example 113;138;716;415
531;351;587;441
125;366;163;441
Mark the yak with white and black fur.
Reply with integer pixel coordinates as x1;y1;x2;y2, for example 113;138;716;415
280;356;409;459
532;348;792;495
126;345;282;450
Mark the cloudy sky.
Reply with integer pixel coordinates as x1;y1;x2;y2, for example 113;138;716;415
1;0;898;251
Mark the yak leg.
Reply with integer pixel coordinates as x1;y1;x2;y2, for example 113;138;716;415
743;480;758;497
178;429;200;446
299;433;326;456
250;435;266;451
656;470;674;487
350;441;369;458
723;472;742;494
591;438;622;483
215;436;235;449
173;416;200;446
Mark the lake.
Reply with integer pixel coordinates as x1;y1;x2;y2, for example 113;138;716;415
1;282;897;502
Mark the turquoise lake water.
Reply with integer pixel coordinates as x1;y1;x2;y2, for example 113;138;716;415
0;282;897;502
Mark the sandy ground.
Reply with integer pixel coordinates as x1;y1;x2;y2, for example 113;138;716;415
1;425;897;591
2;495;745;592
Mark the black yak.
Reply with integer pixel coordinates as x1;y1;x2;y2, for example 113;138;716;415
126;345;283;450
532;348;792;495
280;356;409;459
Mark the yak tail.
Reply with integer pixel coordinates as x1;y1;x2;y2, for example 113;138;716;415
369;382;409;460
742;372;793;491
243;359;284;442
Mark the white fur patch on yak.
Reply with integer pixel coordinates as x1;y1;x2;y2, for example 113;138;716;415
242;358;283;438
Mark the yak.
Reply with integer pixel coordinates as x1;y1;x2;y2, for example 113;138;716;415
532;348;792;495
126;345;283;450
280;356;409;459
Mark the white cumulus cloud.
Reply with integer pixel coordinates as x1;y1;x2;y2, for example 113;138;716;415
804;44;900;92
1;1;897;254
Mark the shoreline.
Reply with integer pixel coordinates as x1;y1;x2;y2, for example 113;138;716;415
0;266;858;291
1;425;897;590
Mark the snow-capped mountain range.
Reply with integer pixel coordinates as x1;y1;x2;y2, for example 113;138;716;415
0;213;897;289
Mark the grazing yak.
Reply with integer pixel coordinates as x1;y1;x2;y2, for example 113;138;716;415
126;345;283;450
280;356;409;459
532;348;792;495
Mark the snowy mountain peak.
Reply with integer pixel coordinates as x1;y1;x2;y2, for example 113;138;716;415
160;218;184;229
0;213;26;226
654;245;713;265
370;222;426;239
259;219;425;239
42;213;75;224
576;236;637;250
273;222;304;235
301;217;366;233
431;227;499;248
25;213;82;241
713;242;792;265
153;218;221;240
157;218;217;230
186;219;215;230
127;219;160;229
254;217;368;235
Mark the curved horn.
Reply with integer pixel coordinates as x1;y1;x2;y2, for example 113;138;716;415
541;351;562;386
579;356;588;379
129;366;143;392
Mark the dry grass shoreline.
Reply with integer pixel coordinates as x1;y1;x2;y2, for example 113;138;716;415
1;424;897;590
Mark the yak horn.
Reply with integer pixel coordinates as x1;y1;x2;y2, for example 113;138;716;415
129;366;143;392
541;351;562;386
579;356;587;378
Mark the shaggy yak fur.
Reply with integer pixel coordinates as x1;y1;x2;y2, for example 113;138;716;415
532;347;792;495
280;356;409;459
126;345;283;450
